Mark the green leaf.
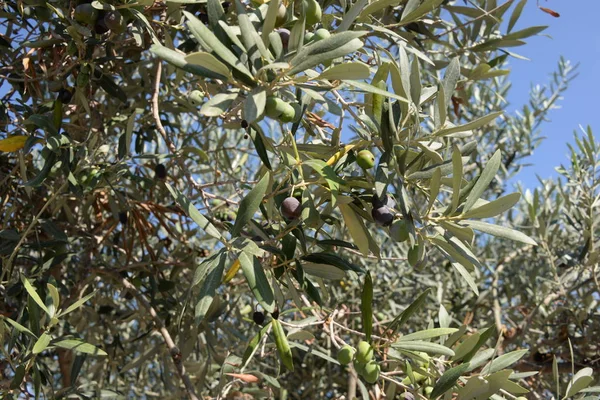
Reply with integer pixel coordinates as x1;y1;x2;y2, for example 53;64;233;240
47;283;60;310
231;172;270;237
507;0;527;33
59;290;97;317
249;124;273;170
481;349;528;375
451;260;479;295
244;88;267;124
302;252;364;274
463;220;537;245
566;368;595;398
430;363;471;398
435;111;503;137
452;333;481;362
54;339;108;356
503;25;547;41
261;0;280;43
302;262;346;280
388;288;433;334
345;80;410;104
338;203;370;256
337;0;369;32
234;0;271;63
398;328;459;342
317;63;370;80
184;51;231;78
22;277;51;317
463;150;502;212
360;0;402;18
200;92;239;116
288;31;367;75
238;252;275;313
183;11;254;81
361;272;373;341
242;322;271;368
462;192;521;219
165;183;222;240
272;320;294;371
393;340;455;357
195;251;227;322
401;0;445;23
3;317;36;337
451;145;463;212
33;333;52;354
442;57;460;107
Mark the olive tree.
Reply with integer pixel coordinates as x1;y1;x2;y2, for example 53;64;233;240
0;0;597;398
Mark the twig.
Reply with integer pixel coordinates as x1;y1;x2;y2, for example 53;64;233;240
5;181;68;281
120;276;199;400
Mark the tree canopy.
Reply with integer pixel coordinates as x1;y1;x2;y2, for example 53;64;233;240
0;0;598;399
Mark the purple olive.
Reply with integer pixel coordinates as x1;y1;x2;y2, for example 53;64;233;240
372;206;393;226
252;311;265;325
276;28;290;49
281;196;302;220
154;164;167;180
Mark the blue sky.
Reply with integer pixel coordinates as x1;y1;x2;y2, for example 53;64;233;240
506;0;600;188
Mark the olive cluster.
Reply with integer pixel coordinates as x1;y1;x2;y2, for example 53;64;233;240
337;341;380;384
73;4;126;35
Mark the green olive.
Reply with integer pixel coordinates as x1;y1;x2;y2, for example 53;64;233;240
305;0;322;25
74;4;99;25
337;345;356;365
390;220;409;242
188;90;204;106
266;96;296;122
356;340;373;364
353;359;366;376
305;31;315;43
408;245;419;267
275;4;287;27
363;361;380;384
313;28;330;42
356;149;375;169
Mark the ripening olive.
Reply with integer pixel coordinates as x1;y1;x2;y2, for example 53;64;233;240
363;361;380;384
118;211;128;225
372;206;394;226
313;28;330;42
337;345;355;365
276;28;290;49
305;0;322;25
281;196;302;220
104;10;126;34
356;149;375;169
390;219;409;242
74;3;98;25
356;341;373;364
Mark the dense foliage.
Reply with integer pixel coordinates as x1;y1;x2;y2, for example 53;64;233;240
0;0;597;398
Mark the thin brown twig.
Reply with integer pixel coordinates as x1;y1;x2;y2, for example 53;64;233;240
119;276;199;400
